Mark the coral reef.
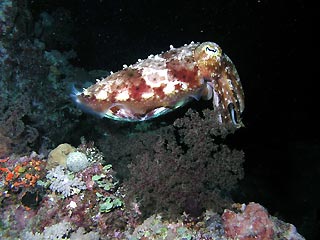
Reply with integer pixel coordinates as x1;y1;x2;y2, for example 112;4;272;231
0;0;90;157
0;140;305;239
126;203;305;240
0;142;128;238
0;1;307;239
89;108;306;238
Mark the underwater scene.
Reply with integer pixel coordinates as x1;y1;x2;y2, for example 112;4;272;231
0;0;316;239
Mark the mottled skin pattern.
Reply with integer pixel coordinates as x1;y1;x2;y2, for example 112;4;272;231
73;42;244;126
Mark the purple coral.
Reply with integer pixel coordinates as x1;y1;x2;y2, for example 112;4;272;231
122;109;245;217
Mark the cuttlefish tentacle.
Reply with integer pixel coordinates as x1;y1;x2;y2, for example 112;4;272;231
194;42;245;127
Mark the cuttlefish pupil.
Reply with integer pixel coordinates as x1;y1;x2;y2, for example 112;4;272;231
206;46;217;53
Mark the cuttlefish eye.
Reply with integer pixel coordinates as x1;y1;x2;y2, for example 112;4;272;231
194;42;222;64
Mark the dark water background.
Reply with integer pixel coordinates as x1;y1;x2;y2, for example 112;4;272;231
29;0;317;238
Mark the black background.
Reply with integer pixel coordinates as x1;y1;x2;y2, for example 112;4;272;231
31;0;317;238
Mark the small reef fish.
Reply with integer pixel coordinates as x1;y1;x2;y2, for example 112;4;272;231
72;41;244;126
